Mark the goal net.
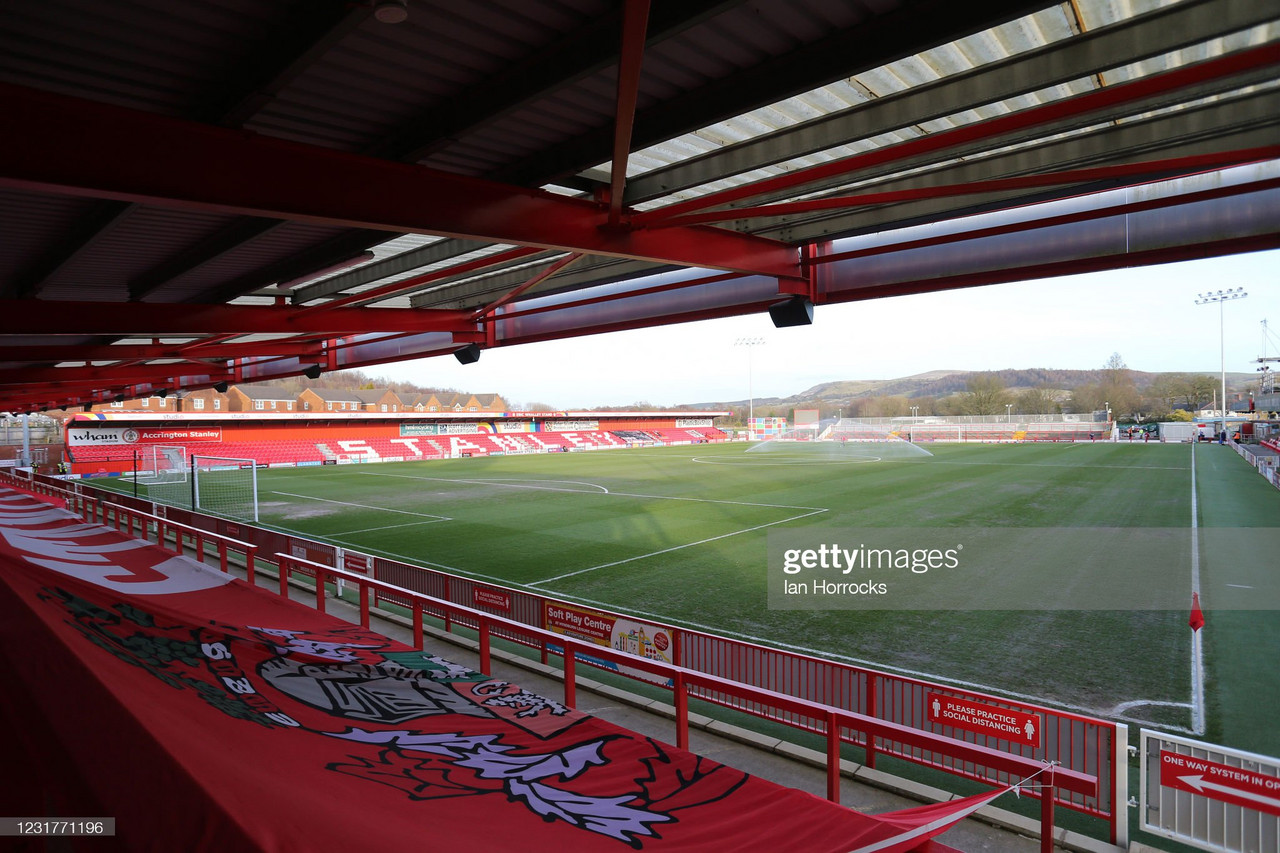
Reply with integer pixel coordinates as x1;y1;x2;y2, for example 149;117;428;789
192;455;259;521
747;419;932;460
136;445;188;484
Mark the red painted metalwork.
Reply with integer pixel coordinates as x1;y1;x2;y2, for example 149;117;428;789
473;253;584;320
0;299;474;336
264;549;1099;827
651;147;1280;228
633;43;1280;225
608;0;651;227
819;233;1280;308
305;245;545;313
0;82;802;280
810;176;1280;270
18;470;1115;842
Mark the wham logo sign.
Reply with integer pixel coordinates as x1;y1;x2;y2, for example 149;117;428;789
1160;751;1280;817
68;426;222;446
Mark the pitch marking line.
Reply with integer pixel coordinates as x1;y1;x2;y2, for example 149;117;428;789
357;470;828;512
357;471;612;495
335;519;450;536
1188;441;1206;734
259;520;514;585
895;458;1191;471
529;507;829;587
268;490;452;523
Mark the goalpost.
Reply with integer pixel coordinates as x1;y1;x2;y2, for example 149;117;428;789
192;455;259;521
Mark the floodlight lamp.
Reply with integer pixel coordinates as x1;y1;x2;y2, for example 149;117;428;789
373;0;408;24
303;365;323;380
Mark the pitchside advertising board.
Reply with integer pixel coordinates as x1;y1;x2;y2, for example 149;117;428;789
544;602;674;686
1141;729;1280;853
68;426;223;446
926;692;1042;748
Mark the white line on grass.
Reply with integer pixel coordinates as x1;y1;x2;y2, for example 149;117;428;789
528;507;828;586
1188;441;1206;734
356;471;612;495
357;470;828;512
894;458;1191;471
335;519;451;536
268;490;451;522
258;520;516;585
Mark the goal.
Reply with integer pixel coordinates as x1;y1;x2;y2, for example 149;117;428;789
192;455;259;521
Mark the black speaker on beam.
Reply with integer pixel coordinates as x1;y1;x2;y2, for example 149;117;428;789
454;343;481;365
302;364;323;380
213;381;229;393
768;295;813;328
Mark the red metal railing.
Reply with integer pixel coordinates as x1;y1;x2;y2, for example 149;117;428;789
13;469;1126;844
277;551;1096;852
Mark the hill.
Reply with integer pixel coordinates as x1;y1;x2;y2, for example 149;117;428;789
688;368;1257;409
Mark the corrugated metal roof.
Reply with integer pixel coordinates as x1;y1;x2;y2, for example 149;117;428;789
0;0;1276;410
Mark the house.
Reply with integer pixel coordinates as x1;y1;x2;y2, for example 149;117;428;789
353;388;402;413
471;394;507;413
408;393;440;412
177;388;228;414
298;387;364;413
226;384;296;412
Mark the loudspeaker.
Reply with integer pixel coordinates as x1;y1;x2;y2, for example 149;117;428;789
213;381;229;393
302;365;323;379
768;296;813;328
454;343;481;365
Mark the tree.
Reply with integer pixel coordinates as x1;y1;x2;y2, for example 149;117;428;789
1015;385;1060;416
957;374;1011;415
1096;352;1139;419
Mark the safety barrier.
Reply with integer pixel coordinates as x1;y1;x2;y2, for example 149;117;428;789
15;468;1126;844
277;551;1097;852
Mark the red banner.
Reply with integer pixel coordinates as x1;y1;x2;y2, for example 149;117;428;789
473;587;511;613
928;692;1042;747
0;487;960;852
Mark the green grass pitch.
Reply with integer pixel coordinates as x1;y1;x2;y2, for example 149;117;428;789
89;440;1280;753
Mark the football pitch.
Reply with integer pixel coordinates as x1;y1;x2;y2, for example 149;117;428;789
97;440;1280;753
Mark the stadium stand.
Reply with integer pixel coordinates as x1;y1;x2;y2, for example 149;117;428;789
0;485;973;853
1022;423;1112;442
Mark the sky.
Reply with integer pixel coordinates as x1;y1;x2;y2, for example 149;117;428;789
373;249;1280;409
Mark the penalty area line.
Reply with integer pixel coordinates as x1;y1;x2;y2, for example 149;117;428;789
529;508;829;587
268;490;451;522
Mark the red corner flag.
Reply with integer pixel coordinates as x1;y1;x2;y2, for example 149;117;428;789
1189;592;1205;632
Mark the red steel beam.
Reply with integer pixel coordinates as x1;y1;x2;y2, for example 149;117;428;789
608;0;651;226
811;176;1280;268
0;300;475;336
633;42;1280;226
0;339;326;363
0;82;802;280
0;363;232;388
302;245;546;312
474;253;584;319
653;147;1280;227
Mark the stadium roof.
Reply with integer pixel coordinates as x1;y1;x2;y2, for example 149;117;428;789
1;0;1277;413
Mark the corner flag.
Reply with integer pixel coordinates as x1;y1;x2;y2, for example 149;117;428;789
1189;592;1205;632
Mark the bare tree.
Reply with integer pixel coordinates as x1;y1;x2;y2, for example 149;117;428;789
1015;385;1060;415
958;374;1012;415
